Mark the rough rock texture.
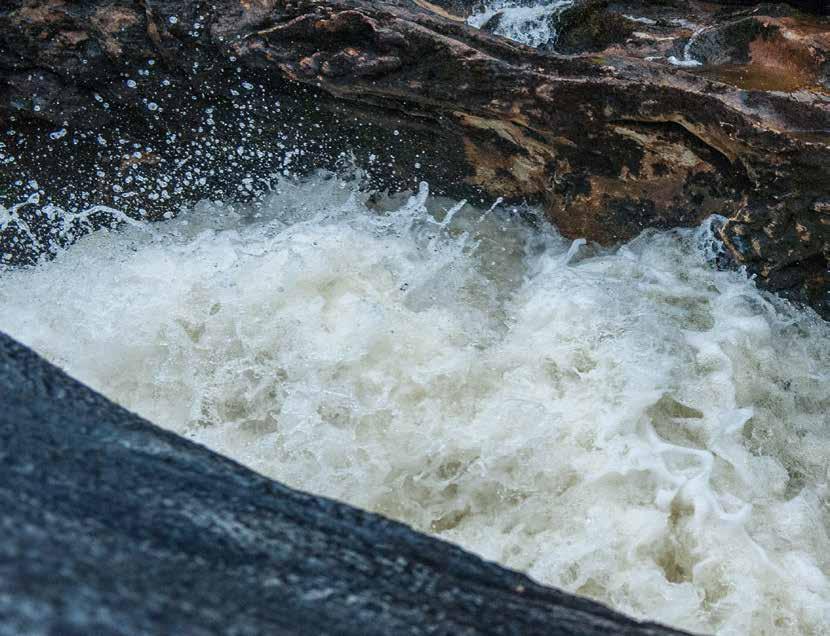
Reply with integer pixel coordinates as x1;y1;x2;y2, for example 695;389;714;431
554;1;638;54
0;0;828;316
711;1;828;13
545;0;830;310
0;329;689;635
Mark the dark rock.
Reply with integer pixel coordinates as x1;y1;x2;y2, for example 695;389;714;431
710;1;828;15
554;0;637;54
481;11;506;33
0;329;689;635
413;0;483;19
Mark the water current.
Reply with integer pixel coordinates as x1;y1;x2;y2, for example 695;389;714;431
1;174;828;635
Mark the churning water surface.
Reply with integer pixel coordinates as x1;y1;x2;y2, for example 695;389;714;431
1;175;829;635
467;0;573;48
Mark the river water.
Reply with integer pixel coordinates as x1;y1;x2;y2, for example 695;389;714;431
1;174;828;634
467;0;573;48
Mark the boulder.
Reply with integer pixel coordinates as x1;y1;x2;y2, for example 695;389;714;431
0;330;688;635
0;0;827;316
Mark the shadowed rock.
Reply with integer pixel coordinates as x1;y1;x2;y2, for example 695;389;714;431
0;330;689;635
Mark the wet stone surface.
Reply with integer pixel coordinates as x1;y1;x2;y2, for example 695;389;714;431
0;330;688;636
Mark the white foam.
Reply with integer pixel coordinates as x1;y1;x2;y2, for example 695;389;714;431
667;55;703;68
468;0;573;49
1;175;828;634
669;25;708;68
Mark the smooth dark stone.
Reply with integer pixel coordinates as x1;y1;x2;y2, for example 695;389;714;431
0;330;688;635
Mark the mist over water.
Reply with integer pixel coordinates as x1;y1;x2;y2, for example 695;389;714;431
1;175;828;635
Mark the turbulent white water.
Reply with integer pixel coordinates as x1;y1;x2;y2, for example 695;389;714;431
668;24;706;68
467;0;573;48
1;175;829;635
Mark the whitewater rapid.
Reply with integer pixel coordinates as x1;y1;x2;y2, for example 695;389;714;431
467;0;573;48
1;175;828;635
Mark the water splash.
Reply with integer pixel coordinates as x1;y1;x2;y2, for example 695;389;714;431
668;24;707;68
0;193;151;264
468;0;574;49
1;174;828;635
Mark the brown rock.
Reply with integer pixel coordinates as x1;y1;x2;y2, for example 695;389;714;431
0;0;828;317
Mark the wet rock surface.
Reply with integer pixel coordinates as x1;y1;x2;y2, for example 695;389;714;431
0;330;689;635
0;0;828;317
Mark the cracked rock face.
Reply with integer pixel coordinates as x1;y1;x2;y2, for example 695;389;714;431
1;0;828;317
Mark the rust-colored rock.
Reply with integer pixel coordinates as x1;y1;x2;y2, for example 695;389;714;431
0;0;828;317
